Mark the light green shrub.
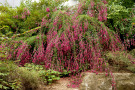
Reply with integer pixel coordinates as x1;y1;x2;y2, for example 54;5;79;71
105;51;135;72
0;61;42;90
24;63;61;85
129;49;135;57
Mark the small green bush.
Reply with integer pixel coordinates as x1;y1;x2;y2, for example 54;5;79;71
105;51;130;66
59;69;71;77
24;63;61;85
127;64;135;73
105;51;135;72
129;49;135;57
8;62;41;90
39;69;60;84
0;61;42;90
17;67;40;90
0;61;22;90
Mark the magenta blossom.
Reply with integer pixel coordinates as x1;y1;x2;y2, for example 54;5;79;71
46;7;50;12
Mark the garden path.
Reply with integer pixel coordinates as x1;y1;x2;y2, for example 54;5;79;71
39;77;79;90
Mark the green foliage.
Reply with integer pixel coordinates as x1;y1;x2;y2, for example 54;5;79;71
0;13;13;34
0;44;8;60
0;6;9;12
59;70;71;77
107;4;129;20
107;4;129;30
39;69;60;84
108;0;135;8
25;34;46;49
106;3;135;39
24;63;44;71
0;0;67;36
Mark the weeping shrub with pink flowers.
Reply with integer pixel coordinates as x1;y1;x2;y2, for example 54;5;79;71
3;1;121;69
42;11;124;73
6;0;125;72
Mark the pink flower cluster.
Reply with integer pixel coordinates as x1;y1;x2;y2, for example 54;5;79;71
46;7;50;12
87;1;108;21
13;8;30;19
21;8;30;19
13;15;18;19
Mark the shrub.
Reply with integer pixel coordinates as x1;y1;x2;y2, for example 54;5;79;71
129;49;135;57
127;64;135;73
39;69;60;84
17;67;40;90
0;61;42;90
4;0;125;75
105;51;135;72
0;61;22;90
24;63;61;85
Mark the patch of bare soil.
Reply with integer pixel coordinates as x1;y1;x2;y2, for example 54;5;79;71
39;77;79;90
